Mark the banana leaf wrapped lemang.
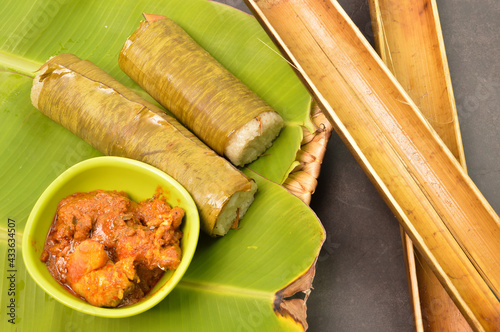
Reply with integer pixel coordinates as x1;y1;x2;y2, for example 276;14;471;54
30;53;257;237
119;14;284;167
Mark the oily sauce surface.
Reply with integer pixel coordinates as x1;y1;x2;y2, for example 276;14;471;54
40;188;184;307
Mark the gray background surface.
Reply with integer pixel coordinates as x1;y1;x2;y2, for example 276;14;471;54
216;1;500;331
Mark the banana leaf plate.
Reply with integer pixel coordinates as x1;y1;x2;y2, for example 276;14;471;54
0;0;331;331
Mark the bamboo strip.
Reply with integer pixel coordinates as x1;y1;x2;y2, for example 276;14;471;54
367;1;472;330
244;0;500;330
399;229;424;331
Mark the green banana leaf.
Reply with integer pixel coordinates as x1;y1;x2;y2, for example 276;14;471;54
0;0;325;331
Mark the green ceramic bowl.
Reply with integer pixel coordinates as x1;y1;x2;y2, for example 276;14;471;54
22;156;200;318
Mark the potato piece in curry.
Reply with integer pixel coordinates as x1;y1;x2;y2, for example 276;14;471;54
40;188;184;308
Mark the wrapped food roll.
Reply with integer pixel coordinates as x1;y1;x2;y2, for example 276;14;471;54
31;53;257;237
118;15;284;167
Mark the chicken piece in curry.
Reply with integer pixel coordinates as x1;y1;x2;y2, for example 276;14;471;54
40;188;184;307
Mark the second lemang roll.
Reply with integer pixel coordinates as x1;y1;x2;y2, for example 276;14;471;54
31;53;257;237
119;14;284;167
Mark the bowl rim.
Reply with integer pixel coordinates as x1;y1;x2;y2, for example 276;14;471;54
22;156;200;318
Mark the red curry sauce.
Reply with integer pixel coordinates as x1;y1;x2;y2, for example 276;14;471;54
40;187;184;308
